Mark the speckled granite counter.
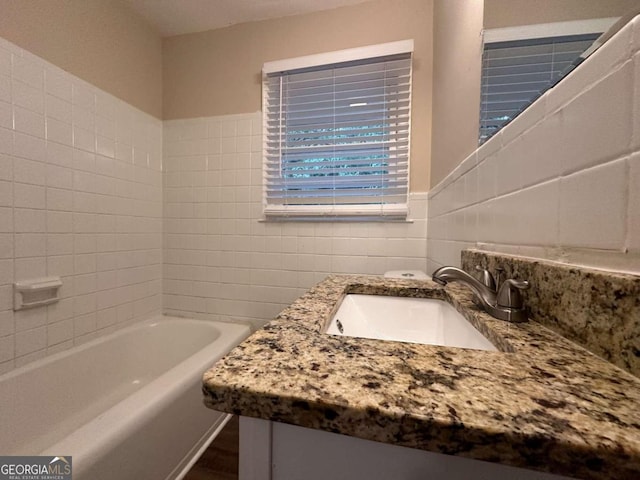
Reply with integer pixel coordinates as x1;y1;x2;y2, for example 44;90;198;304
202;275;640;480
462;250;640;377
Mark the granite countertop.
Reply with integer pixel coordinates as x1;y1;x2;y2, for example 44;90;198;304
202;275;640;480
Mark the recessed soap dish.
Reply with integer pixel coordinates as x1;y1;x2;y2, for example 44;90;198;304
14;276;63;311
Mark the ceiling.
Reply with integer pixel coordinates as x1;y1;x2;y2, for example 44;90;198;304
122;0;372;37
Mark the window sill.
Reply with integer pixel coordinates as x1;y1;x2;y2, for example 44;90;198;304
259;216;414;223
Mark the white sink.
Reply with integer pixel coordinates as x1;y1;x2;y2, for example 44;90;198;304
325;294;497;351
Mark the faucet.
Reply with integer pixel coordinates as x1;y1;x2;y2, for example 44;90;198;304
432;266;529;322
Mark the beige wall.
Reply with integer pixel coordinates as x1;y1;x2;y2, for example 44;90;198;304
163;0;433;191
484;0;639;29
0;0;163;118
430;0;483;188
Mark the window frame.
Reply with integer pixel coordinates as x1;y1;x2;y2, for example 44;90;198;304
483;17;618;44
261;40;414;221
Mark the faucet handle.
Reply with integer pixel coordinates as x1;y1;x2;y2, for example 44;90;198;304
474;266;496;291
494;267;505;289
496;279;529;308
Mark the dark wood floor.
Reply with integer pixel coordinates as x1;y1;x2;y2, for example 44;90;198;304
184;415;239;480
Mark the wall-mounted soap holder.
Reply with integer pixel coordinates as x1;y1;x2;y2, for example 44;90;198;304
14;276;63;311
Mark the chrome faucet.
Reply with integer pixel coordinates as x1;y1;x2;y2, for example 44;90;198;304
432;266;529;322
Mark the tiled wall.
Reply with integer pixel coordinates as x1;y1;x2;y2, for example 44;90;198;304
0;37;163;374
427;15;640;275
163;112;428;330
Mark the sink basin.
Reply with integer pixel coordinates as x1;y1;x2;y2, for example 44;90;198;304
325;294;497;351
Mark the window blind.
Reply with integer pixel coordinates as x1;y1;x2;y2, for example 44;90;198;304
263;52;412;218
480;33;600;143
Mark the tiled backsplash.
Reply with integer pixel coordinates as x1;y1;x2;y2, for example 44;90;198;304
0;37;163;374
462;250;640;377
163;112;428;330
427;15;640;275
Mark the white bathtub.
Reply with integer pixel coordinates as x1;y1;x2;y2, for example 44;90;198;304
0;315;250;480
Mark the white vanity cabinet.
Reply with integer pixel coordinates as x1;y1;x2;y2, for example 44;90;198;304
238;417;574;480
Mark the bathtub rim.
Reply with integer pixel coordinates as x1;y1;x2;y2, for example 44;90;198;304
0;314;251;383
40;315;249;458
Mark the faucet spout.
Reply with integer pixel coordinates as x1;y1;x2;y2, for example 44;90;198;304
432;266;528;323
432;266;497;308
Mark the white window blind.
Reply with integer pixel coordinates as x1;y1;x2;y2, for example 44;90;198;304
480;33;600;143
263;49;412;219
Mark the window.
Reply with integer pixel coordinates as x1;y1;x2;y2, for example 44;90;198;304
479;18;617;143
262;41;413;219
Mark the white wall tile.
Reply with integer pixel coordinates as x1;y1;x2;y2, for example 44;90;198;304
47;234;73;256
46;93;72;123
0;258;12;284
45;71;72;102
0;36;162;373
14;106;44;137
14;132;46;162
0;207;12;232
0;234;12;258
515;180;560;247
15;256;46;280
517;112;564;188
14;183;45;209
73;104;95;131
0;179;11;206
559;159;627;250
47;211;73;233
15;307;47;332
73;126;96;153
96;114;115;140
0;126;13;155
15;208;45;232
0;47;11;77
73;312;96;337
0;285;13;310
48;254;74;277
0;337;14;362
562;61;633;175
463;166;478;206
0;74;10;105
14;157;46;185
13;56;44;90
47;142;73;168
476;154;497;203
15;233;46;258
494;138;524;197
72;84;95;111
46;163;73;189
47;318;73;346
46;117;73;146
15;327;46;357
13;80;44;114
0;310;14;337
0;100;11;129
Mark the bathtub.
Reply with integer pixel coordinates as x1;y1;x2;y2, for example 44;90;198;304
0;315;250;480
